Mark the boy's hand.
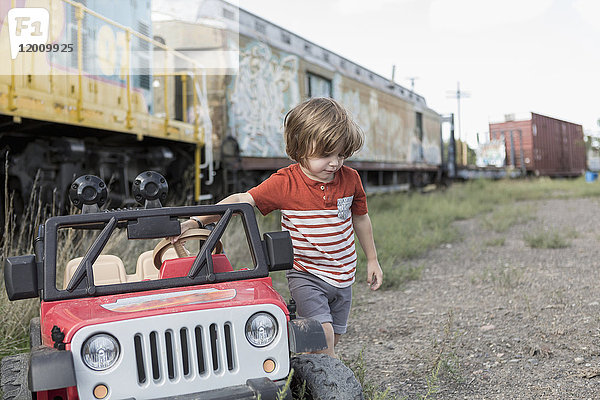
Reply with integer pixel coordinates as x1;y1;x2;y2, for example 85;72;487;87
367;259;383;290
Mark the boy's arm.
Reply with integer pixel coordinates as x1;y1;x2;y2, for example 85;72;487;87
353;213;383;291
177;192;256;236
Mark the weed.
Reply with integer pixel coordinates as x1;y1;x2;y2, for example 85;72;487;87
481;204;535;233
524;230;570;248
345;349;397;400
564;228;579;239
471;265;524;291
292;379;308;400
276;369;294;400
419;310;462;399
484;237;505;247
550;288;566;305
379;264;423;290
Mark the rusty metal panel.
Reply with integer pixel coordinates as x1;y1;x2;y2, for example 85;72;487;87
531;113;586;176
422;111;442;165
489;113;586;176
333;76;412;163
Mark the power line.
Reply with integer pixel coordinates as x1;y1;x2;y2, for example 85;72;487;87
446;81;470;142
446;81;470;165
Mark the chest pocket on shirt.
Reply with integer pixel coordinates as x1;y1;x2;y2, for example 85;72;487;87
337;195;353;220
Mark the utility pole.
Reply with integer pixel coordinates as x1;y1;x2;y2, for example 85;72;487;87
446;81;470;165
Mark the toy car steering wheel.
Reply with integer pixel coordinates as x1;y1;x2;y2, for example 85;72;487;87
152;228;223;270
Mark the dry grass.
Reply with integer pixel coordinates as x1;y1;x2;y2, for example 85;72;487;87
0;159;51;357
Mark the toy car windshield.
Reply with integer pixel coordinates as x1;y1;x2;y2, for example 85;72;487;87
4;173;293;302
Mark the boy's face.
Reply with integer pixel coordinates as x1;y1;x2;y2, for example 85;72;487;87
299;144;345;183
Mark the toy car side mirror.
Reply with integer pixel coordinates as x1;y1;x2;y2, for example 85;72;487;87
4;254;39;301
263;231;293;271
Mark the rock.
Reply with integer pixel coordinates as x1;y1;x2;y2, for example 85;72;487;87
480;324;496;332
574;357;585;364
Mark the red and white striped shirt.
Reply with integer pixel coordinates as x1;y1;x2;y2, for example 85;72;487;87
248;163;368;287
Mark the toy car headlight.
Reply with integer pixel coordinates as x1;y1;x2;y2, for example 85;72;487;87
245;312;278;347
81;334;120;371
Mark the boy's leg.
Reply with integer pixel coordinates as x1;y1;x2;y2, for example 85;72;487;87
334;333;341;346
288;273;335;354
288;271;352;357
316;322;336;357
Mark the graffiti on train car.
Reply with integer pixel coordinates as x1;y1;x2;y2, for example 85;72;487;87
227;41;300;157
226;39;442;167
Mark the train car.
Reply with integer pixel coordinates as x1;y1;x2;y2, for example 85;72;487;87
0;0;213;219
489;113;586;177
1;0;443;222
153;0;443;193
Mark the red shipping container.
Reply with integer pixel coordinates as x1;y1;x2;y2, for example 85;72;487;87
489;113;586;176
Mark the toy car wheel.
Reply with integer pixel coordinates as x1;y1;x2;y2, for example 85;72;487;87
290;353;364;400
29;317;41;348
1;353;33;400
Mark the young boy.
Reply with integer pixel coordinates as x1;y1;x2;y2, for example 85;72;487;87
177;97;382;357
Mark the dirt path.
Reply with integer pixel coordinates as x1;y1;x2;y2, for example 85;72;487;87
341;197;600;399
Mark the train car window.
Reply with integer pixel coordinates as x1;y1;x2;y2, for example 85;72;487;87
307;73;332;98
281;32;291;45
415;112;424;141
136;22;151;90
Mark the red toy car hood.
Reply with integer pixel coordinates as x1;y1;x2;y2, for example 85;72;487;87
40;277;288;346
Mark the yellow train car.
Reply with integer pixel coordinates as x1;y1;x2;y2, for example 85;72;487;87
0;0;212;217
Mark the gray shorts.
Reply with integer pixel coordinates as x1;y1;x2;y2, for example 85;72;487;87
287;270;352;335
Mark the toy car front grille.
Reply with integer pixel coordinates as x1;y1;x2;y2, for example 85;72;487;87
69;304;290;399
133;323;236;384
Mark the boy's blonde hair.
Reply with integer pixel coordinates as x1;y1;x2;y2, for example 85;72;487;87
284;97;364;166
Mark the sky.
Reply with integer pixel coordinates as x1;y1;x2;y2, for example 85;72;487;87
239;0;600;146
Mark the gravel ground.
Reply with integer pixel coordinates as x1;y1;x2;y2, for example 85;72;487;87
340;197;600;399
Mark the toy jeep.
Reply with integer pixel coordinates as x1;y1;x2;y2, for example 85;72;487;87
2;172;363;400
